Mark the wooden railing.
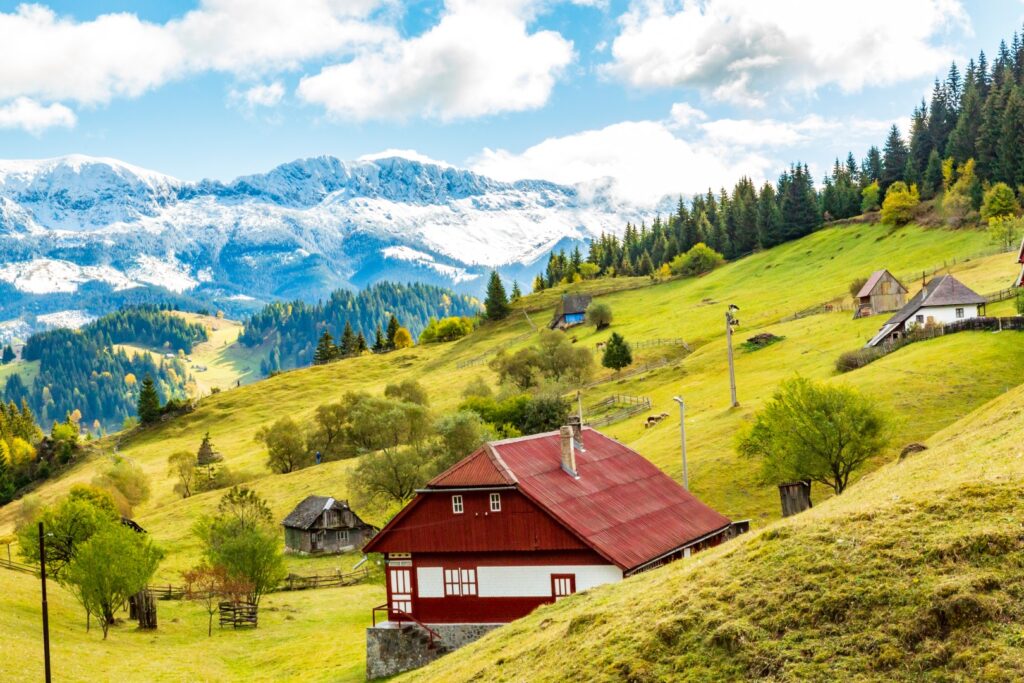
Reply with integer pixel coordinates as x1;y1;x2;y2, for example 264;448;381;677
372;604;442;649
0;557;36;576
147;566;372;600
585;394;652;428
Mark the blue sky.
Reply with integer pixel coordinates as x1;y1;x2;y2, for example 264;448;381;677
0;0;1021;205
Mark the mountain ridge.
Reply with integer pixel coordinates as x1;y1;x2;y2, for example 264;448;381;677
0;154;638;328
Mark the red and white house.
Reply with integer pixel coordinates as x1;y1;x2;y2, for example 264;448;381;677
364;424;740;628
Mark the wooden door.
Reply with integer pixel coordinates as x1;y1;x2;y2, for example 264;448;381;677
551;574;576;600
389;568;413;616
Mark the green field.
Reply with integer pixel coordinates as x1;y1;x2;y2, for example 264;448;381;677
406;376;1024;682
1;220;1022;681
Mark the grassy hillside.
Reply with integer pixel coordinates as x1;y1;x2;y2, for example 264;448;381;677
0;221;1021;682
404;379;1024;682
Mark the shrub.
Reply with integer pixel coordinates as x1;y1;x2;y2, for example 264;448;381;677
669;243;725;277
586;302;613;330
880;181;920;226
92;455;150;514
980;182;1020;220
419;316;474;344
987;215;1024;252
861;181;881;212
849;277;868;298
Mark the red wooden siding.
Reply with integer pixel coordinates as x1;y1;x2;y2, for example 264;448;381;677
366;490;589;555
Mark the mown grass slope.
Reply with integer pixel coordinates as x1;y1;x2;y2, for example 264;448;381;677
404;380;1024;682
0;221;1021;682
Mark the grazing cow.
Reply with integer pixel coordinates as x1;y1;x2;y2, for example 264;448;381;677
644;413;671;428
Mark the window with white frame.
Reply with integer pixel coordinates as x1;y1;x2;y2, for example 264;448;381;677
956;307;965;319
490;492;501;512
452;495;464;514
444;568;477;596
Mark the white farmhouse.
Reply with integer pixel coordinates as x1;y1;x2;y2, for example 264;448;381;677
867;275;987;348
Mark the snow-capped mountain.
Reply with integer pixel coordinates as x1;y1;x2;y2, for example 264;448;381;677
0;154;641;323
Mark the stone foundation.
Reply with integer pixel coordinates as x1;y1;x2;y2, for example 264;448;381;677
366;622;502;679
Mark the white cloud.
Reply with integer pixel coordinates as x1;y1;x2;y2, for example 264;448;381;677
0;97;76;135
297;0;574;121
470;105;911;205
235;82;285;109
606;0;970;106
667;102;706;128
0;1;394;105
471;118;771;206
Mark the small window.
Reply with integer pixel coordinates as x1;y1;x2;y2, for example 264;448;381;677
956;307;964;319
490;493;501;512
452;495;464;514
444;568;477;596
339;529;349;544
915;314;924;324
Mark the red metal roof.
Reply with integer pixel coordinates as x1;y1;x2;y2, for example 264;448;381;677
429;445;516;488
415;428;731;571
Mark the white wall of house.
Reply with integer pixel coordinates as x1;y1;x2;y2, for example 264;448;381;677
415;564;622;598
905;304;982;329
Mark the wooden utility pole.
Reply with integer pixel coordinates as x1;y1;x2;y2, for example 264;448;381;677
38;522;51;683
725;305;740;408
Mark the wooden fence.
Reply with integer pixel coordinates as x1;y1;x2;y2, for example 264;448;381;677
147;566;372;600
627;338;692;352
584;357;672;388
986;287;1019;304
277;567;371;592
219;601;258;629
0;557;36;576
850;316;1024;369
585;394;652;428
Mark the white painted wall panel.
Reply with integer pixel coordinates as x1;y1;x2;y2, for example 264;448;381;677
476;565;622;597
416;567;444;598
908;304;981;328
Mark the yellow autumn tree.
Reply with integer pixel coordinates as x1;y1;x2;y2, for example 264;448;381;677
393;327;414;349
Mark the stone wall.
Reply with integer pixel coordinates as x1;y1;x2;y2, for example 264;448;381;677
366;623;502;679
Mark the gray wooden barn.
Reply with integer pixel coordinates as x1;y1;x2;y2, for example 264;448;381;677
854;269;907;318
549;294;593;329
282;495;377;555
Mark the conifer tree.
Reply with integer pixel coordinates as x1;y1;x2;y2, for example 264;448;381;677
372;324;385;352
355;332;368;354
602;333;633;372
1;345;14;365
922;150;944;199
339;320;356;357
137;376;161;425
196;432;222;468
313;331;337;365
510;281;522;300
881;125;910;193
386;315;400;350
484;271;510;320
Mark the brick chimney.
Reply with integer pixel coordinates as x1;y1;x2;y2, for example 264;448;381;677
567;414;583;444
559;426;578;478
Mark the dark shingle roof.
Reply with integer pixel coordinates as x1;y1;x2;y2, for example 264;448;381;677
884;275;985;327
283;495;345;530
549;294;593;327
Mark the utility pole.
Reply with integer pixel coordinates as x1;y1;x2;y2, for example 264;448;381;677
38;522;51;683
672;396;688;490
725;305;740;408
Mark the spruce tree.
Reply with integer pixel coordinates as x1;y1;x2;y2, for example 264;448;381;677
313;331;337;365
510;281;522;300
881;125;909;194
1;345;14;365
602;332;633;372
137;376;161;425
0;453;13;505
339;320;356;357
638;252;655;277
386;316;400;350
372;324;385;352
355;332;368;354
922;150;944;199
484;271;510;321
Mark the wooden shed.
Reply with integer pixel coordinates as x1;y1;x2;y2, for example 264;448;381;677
549;294;592;329
854;269;907;318
282;496;377;555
